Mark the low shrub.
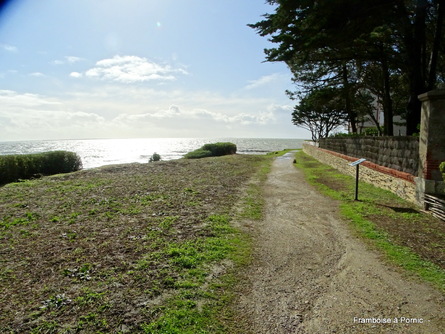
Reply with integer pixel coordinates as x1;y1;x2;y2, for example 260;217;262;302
149;152;161;162
202;142;237;156
329;132;361;138
329;128;383;137
362;127;381;136
183;148;214;159
0;151;82;185
440;162;445;182
184;142;237;159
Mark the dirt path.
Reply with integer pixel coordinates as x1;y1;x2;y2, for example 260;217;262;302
236;152;445;334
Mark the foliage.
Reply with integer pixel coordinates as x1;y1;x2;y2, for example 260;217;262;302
440;161;445;182
0;151;82;185
184;142;237;159
329;127;381;138
183;148;214;159
328;132;361;138
250;0;445;135
362;127;381;136
291;87;348;141
149;152;161;162
202;142;237;156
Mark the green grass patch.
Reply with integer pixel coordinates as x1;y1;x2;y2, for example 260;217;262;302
239;159;271;221
295;151;445;292
0;154;273;333
141;155;274;333
141;214;243;333
238;149;294;221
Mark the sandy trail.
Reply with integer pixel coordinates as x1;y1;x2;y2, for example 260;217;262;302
236;152;445;334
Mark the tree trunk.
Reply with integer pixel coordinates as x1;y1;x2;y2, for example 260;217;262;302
342;64;357;133
381;54;394;136
428;0;445;90
398;0;428;135
366;108;384;135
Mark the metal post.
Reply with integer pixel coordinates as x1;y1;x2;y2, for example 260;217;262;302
348;158;366;201
355;164;359;201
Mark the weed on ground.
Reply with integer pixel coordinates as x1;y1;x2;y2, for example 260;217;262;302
295;151;445;291
0;155;269;333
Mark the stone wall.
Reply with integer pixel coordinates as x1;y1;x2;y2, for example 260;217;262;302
416;90;445;204
318;137;419;176
303;143;417;204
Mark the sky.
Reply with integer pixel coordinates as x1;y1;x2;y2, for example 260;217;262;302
0;0;310;141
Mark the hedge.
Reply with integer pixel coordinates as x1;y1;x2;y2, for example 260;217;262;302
440;162;445;182
0;151;83;185
184;142;237;159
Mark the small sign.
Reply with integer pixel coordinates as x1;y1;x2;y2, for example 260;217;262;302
348;158;366;201
349;158;366;166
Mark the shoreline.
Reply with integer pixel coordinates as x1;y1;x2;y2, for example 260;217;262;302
0;137;305;169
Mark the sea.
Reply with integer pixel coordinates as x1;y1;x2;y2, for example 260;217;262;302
0;138;305;169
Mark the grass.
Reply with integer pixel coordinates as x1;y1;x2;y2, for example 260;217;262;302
295;150;445;292
140;214;244;333
0;154;274;333
238;149;293;221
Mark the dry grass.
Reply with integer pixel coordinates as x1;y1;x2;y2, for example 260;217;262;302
0;154;267;333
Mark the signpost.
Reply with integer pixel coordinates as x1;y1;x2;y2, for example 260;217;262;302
348;158;366;201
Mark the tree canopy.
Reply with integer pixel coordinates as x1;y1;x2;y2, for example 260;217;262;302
250;0;445;137
291;87;347;141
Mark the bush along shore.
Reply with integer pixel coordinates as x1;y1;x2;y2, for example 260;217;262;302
0;151;82;185
184;142;237;159
0;153;273;333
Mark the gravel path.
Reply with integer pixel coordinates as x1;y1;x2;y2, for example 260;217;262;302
236;152;445;334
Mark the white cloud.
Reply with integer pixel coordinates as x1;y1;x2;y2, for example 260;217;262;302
245;73;290;90
70;72;83;78
0;86;303;141
111;103;275;127
65;111;105;124
0;90;105;140
29;72;45;77
0;90;59;108
267;104;293;114
0;44;18;53
184;108;275;125
53;56;84;65
66;56;83;63
84;55;188;83
148;105;182;119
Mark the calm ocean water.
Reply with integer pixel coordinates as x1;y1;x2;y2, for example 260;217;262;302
0;138;304;169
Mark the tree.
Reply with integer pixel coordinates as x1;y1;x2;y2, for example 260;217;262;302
354;89;384;135
394;0;445;134
250;0;398;134
291;88;348;141
250;0;445;135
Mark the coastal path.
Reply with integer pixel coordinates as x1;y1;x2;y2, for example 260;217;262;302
236;152;445;334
